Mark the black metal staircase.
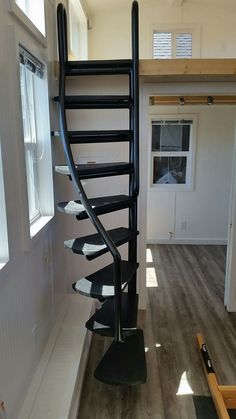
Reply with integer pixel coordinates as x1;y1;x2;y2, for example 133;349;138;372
55;1;146;386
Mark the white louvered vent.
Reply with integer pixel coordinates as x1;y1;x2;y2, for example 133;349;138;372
176;33;192;58
153;32;172;59
153;31;193;59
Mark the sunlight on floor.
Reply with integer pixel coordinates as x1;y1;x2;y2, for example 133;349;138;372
146;248;153;263
176;371;194;396
155;343;161;348
146;267;158;287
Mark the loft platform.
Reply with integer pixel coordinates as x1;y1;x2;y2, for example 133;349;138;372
140;59;236;82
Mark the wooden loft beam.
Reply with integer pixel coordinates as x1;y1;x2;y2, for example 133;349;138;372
139;59;236;82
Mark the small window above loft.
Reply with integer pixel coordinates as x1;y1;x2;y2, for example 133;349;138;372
153;30;193;59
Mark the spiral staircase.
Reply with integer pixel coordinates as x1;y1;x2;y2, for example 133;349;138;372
54;1;147;386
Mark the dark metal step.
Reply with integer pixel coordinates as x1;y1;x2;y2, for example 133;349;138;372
68;130;132;144
54;95;132;109
72;263;138;299
64;227;138;260
57;195;134;220
86;292;139;335
51;130;132;143
65;59;132;76
94;329;147;385
55;162;133;179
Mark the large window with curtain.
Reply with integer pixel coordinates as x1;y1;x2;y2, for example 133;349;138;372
19;46;54;236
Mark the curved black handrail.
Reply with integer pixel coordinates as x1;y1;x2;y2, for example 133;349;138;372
57;4;122;342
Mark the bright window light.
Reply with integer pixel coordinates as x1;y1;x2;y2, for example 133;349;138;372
176;371;194;396
146;248;153;263
0;143;9;267
19;46;54;237
146;267;158;287
15;0;45;35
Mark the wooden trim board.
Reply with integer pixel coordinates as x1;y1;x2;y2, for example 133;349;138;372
140;59;236;82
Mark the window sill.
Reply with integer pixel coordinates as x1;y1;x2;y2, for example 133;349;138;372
0;259;9;273
30;215;54;238
9;1;47;47
150;186;194;192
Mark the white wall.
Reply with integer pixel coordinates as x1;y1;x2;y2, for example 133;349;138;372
146;105;236;243
0;1;82;418
87;0;236;59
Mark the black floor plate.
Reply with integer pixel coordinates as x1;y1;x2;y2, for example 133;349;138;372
86;292;138;336
72;261;138;299
94;329;147;386
193;396;236;419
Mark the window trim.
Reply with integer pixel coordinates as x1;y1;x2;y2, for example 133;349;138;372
9;0;47;47
19;45;54;242
149;114;197;191
151;23;201;59
68;0;88;60
0;143;9;270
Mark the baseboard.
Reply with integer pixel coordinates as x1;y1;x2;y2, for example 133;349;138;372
147;238;228;245
18;294;94;419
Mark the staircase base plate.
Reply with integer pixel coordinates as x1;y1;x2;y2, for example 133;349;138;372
94;329;147;386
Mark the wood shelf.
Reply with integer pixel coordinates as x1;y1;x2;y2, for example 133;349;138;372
139;59;236;82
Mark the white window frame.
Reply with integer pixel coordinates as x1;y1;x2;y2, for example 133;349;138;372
149;114;197;191
19;45;54;239
151;24;201;59
9;0;47;46
68;0;88;60
0;143;9;269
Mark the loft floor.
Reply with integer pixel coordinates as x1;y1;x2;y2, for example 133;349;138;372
78;245;236;419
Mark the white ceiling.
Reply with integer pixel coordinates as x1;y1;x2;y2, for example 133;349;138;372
83;0;236;14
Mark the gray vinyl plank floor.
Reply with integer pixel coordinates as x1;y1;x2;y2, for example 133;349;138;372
78;245;236;419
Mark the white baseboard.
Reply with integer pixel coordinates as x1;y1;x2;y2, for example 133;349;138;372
18;294;94;419
147;238;228;245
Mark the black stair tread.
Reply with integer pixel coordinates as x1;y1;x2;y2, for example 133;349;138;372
86;292;139;335
72;262;138;299
65;59;132;76
55;162;133;179
54;95;132;109
64;227;138;260
52;130;132;143
68;130;132;144
57;195;134;220
94;329;147;385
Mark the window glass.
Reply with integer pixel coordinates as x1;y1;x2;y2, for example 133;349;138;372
153;156;187;184
15;0;45;35
0;144;9;267
20;49;45;224
19;46;54;236
153;31;192;59
151;118;195;189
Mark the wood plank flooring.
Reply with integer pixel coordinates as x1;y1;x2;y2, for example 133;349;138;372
77;245;236;419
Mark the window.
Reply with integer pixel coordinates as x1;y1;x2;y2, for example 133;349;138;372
19;46;54;237
14;0;45;35
150;118;196;190
153;31;192;59
0;144;9;268
68;0;88;60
